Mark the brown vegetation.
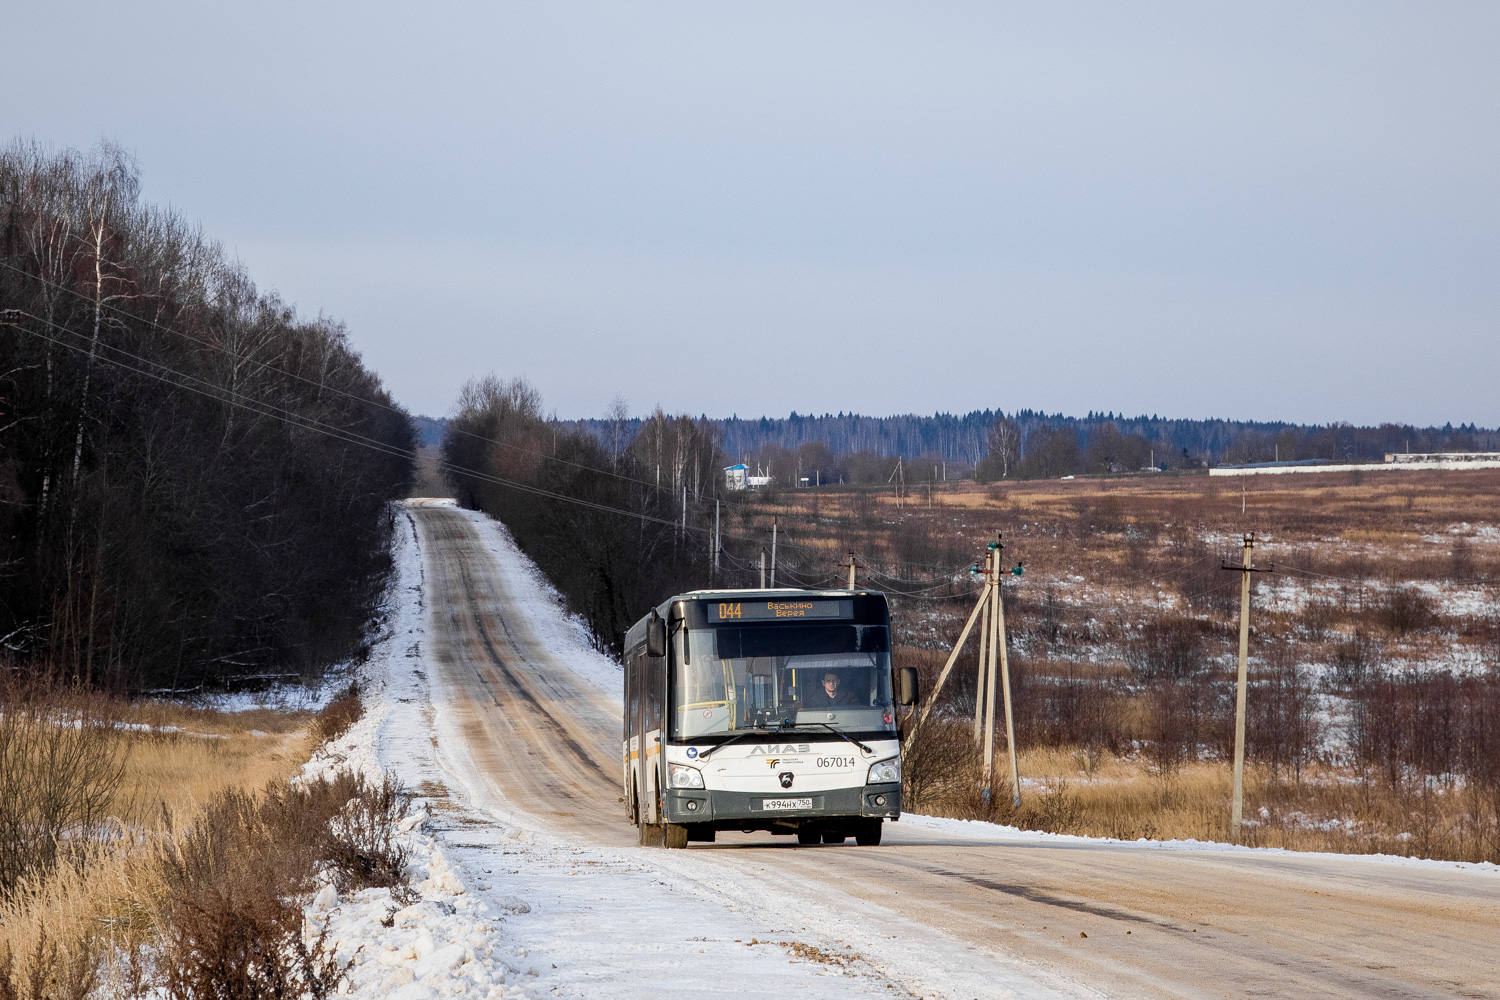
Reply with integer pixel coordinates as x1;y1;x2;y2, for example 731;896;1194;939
0;685;395;999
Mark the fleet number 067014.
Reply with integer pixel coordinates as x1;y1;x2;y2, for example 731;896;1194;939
818;757;856;768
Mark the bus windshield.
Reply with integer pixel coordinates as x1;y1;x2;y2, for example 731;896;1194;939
671;623;894;740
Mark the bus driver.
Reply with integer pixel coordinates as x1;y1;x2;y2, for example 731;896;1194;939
809;670;858;708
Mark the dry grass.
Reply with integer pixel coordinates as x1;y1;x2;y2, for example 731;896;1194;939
111;715;316;827
0;694;330;997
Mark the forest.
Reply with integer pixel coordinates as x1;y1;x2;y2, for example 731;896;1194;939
557;409;1498;483
442;378;729;655
0;142;414;692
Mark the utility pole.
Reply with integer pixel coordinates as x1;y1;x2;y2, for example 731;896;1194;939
760;548;767;589
769;516;778;588
1222;533;1273;840
996;540;1021;808
847;552;857;590
972;554;991;745
982;548;1000;803
713;500;720;582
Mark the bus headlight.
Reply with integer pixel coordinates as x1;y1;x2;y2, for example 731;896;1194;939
668;763;705;789
867;757;900;784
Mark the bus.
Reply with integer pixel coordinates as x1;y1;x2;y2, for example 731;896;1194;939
622;588;918;849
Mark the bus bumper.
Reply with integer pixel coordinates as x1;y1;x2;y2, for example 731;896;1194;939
665;784;901;827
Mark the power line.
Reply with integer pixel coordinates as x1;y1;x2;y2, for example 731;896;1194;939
3;257;1009;559
3;311;692;529
4;309;938;573
2;281;978;583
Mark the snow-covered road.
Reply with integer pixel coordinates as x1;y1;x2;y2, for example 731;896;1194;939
316;500;1500;1000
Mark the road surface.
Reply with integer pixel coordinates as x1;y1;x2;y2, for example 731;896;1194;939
410;500;1500;1000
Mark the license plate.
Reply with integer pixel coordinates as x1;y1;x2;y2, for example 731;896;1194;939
762;797;813;811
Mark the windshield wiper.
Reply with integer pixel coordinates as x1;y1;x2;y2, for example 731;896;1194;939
785;720;873;755
696;728;779;761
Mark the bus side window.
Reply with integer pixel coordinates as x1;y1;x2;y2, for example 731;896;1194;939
645;647;664;736
626;651;639;739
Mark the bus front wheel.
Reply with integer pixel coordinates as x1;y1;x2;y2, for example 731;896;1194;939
663;823;689;849
854;819;883;846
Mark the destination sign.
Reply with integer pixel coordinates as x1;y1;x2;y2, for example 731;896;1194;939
706;599;851;622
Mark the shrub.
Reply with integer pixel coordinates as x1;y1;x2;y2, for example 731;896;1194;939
901;718;979;815
324;773;413;900
147;771;409;999
0;689;126;899
1330;631;1378;686
1247;648;1321;782
1143;678;1203;779
1126;615;1213;680
314;691;363;744
1378;584;1438;637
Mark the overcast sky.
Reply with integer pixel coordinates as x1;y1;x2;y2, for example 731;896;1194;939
7;3;1498;425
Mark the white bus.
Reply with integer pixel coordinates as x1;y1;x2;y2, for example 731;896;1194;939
622;589;918;849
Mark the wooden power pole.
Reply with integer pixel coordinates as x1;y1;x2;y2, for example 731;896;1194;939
996;544;1021;809
979;536;1021;807
1223;532;1273;839
982;548;1000;797
972;556;991;744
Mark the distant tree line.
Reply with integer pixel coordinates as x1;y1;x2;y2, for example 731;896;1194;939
0;141;414;692
561;410;1497;482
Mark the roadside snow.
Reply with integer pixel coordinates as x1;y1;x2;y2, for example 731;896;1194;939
194;675;350;713
896;814;1500;876
293;514;531;999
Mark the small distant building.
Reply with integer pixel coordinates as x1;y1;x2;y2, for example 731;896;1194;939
725;463;775;489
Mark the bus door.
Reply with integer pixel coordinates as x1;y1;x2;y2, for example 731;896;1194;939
624;648;639;812
642;646;665;823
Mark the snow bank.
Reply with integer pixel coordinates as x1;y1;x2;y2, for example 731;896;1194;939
305;833;534;1000
898;813;1500;876
285;511;552;999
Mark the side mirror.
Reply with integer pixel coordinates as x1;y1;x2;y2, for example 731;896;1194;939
897;667;920;707
646;611;667;658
